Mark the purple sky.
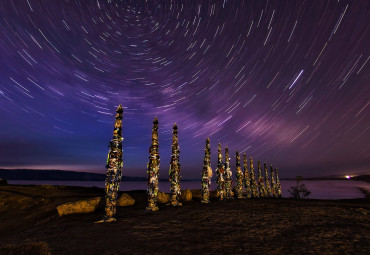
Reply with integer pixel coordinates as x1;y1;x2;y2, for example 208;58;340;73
0;0;369;178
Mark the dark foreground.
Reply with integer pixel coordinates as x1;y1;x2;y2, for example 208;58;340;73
0;185;369;255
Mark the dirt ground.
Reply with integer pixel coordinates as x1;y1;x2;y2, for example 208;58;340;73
0;184;369;254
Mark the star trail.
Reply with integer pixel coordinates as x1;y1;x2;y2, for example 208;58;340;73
0;0;369;178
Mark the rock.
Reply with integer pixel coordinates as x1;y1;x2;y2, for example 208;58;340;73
191;189;219;199
157;191;170;204
191;189;202;199
180;189;192;202
56;197;101;216
117;193;135;207
0;178;7;185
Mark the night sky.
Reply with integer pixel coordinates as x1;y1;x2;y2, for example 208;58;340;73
0;0;369;179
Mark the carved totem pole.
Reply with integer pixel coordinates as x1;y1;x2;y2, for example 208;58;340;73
224;147;233;199
101;104;123;222
257;160;267;197
169;123;182;206
270;164;276;198
243;153;252;198
264;162;272;197
250;157;259;198
146;117;160;211
201;138;212;203
216;143;226;200
235;151;244;199
275;168;282;198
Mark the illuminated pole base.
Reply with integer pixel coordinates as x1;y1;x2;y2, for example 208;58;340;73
145;200;159;212
94;217;117;223
170;196;182;206
201;189;210;203
225;187;233;199
201;184;210;204
218;190;225;200
146;206;159;212
236;188;245;199
244;189;252;199
145;206;159;212
235;187;244;199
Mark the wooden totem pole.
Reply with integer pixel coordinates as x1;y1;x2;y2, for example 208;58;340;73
216;143;226;200
235;151;244;199
250;157;259;198
224;147;233;199
243;153;252;198
270;164;276;198
257;160;267;197
146;117;160;212
275;168;282;198
169;123;182;206
264;162;272;197
201;138;212;203
101;104;123;222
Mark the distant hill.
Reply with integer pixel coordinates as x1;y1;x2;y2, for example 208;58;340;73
352;175;370;183
0;169;148;182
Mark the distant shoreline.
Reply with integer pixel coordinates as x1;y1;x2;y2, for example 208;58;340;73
0;169;198;182
1;169;368;183
281;175;370;183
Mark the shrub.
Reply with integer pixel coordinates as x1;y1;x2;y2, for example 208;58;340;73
288;176;311;199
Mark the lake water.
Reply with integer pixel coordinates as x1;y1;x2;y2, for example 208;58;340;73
7;179;370;200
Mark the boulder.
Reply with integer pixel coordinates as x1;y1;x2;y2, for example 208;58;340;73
117;193;135;207
57;197;101;216
157;191;170;204
180;189;192;202
191;189;202;199
0;178;7;185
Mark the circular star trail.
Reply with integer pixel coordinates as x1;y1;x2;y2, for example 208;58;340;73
0;0;369;178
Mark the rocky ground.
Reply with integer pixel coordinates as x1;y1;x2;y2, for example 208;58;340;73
0;184;369;255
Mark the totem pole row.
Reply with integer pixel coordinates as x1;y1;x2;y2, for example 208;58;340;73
242;156;282;199
207;141;282;202
100;107;282;221
144;120;281;209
